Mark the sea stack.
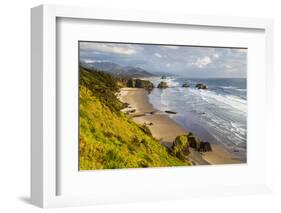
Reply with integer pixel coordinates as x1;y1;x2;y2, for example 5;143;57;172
195;83;208;89
127;78;154;91
157;81;168;89
182;83;190;87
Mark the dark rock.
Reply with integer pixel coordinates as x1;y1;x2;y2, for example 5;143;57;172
197;141;212;152
195;83;208;89
182;83;190;87
135;79;142;87
165;110;177;114
171;133;212;161
135;79;154;90
123;102;130;108
189;137;198;149
198;142;205;152
157;81;168;89
127;78;136;87
204;142;212;152
127;78;154;92
187;133;200;149
161;75;167;79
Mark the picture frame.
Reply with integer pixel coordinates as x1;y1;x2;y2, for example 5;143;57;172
31;4;274;208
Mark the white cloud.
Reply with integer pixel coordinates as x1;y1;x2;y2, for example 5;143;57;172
80;43;138;55
162;45;179;49
83;59;108;63
80;41;246;77
224;64;237;72
213;53;219;59
192;56;212;68
154;53;162;58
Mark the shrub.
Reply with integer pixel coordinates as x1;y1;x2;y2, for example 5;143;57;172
171;135;190;160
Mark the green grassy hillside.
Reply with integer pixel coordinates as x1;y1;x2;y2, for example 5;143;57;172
79;67;190;170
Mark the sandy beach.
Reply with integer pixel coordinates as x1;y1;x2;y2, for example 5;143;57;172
118;87;242;165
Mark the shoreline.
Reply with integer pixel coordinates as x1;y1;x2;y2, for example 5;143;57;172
118;87;242;165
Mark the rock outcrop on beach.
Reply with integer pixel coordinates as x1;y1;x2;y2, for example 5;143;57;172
182;83;190;87
161;75;167;79
157;81;169;89
171;133;212;160
195;83;208;89
127;78;154;91
171;135;190;160
127;78;136;87
198;142;212;152
187;133;200;149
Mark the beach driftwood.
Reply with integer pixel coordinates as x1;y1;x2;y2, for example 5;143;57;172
165;110;177;114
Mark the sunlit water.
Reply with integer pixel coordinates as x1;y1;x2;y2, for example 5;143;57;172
148;76;247;161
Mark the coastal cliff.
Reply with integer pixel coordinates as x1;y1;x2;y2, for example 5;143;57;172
79;67;191;170
80;67;242;169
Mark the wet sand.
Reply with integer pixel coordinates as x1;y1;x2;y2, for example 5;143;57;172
118;87;242;165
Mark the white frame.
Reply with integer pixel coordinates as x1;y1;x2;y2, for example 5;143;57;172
31;4;274;208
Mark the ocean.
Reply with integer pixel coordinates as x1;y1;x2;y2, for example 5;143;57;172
148;76;247;161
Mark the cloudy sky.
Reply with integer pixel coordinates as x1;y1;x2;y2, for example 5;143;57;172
79;42;247;78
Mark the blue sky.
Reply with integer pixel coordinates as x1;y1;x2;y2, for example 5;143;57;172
80;42;247;78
